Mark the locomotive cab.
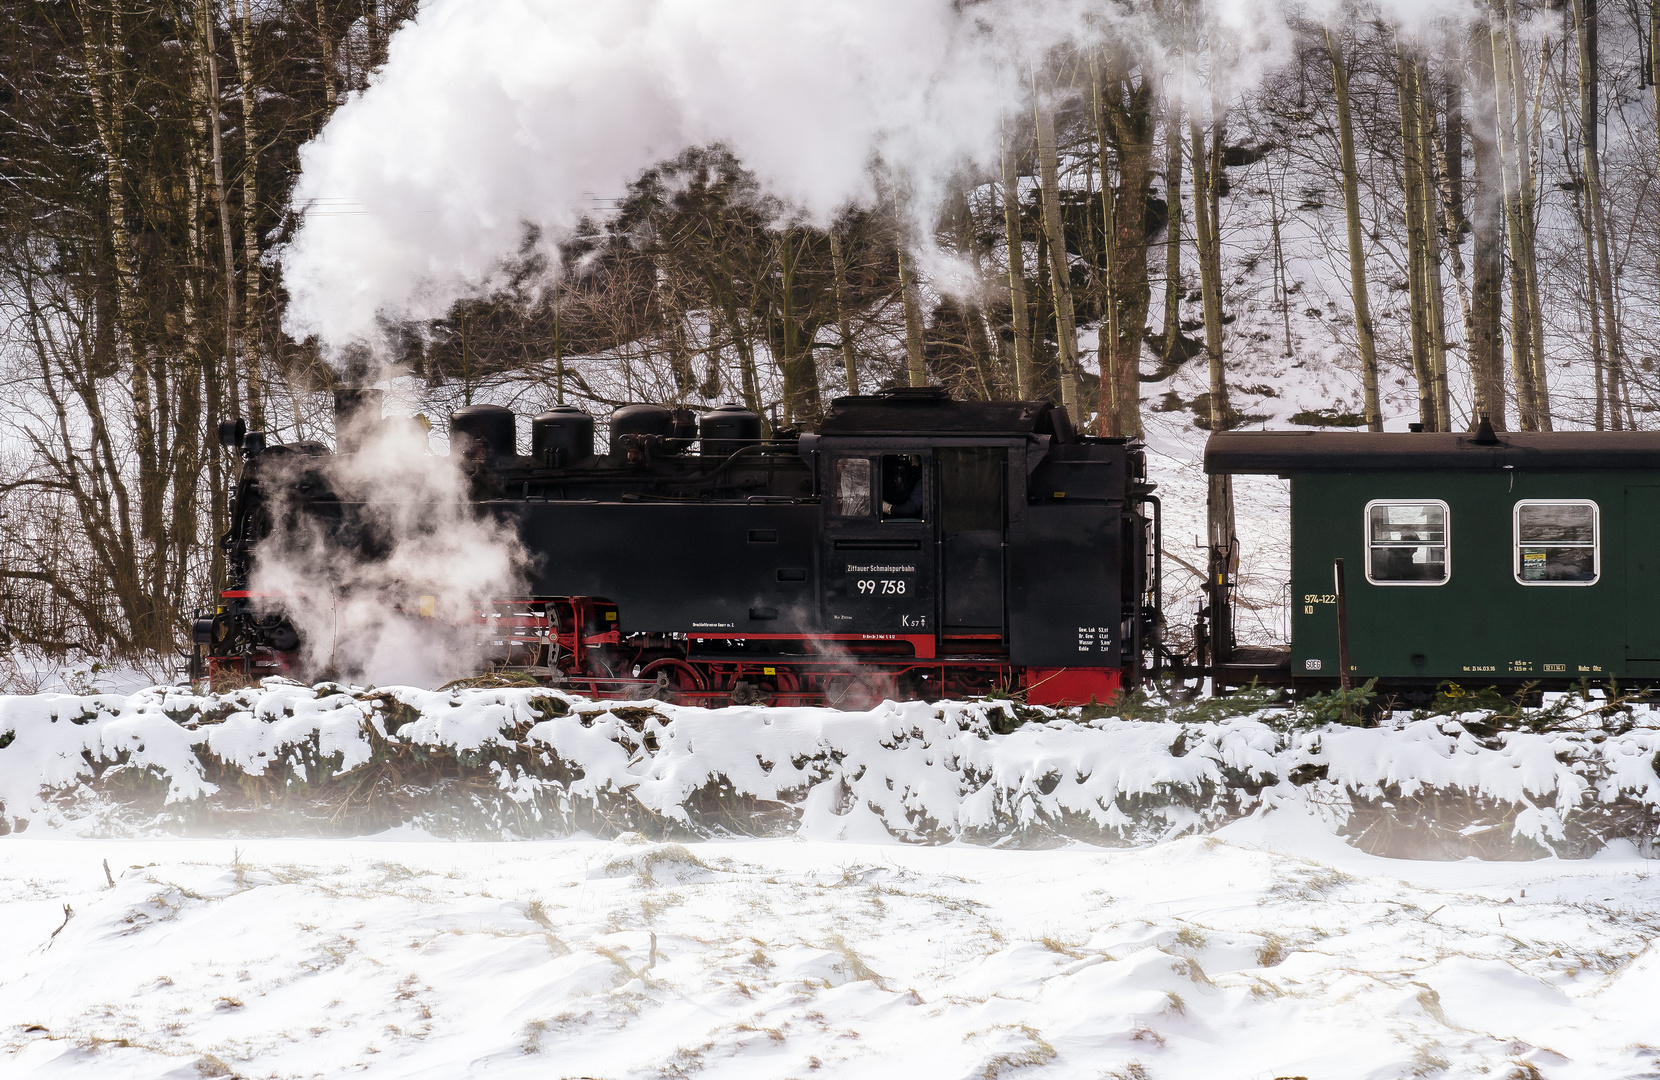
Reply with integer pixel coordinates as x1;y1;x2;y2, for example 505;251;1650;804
804;388;1155;702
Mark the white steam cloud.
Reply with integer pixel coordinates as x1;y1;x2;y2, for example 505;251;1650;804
248;420;527;687
279;0;1316;347
283;0;1477;348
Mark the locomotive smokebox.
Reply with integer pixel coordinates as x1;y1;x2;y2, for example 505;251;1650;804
609;404;675;460
333;388;385;454
699;403;762;457
450;403;517;462
531;405;595;467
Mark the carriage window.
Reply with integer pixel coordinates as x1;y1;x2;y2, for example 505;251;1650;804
881;454;927;521
1515;500;1598;585
1365;501;1449;584
831;457;872;517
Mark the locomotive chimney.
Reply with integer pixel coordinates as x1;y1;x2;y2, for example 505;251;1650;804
334;388;386;454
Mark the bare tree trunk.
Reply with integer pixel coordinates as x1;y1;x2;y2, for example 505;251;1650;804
229;0;263;430
1161;92;1184;367
1090;53;1121;434
1396;48;1448;430
945;185;997;397
1397;51;1432;429
827;225;859;395
1469;30;1508;430
776;229;819;425
1093;55;1152;438
203;2;241;440
1573;0;1628;429
1505;0;1553;428
710;244;762;416
1551;26;1607;427
1189;106;1231;431
1575;171;1607;428
1327;30;1383;431
894;201;927;388
1414;61;1452;431
1180;0;1238;615
315;0;337;108
365;0;382;68
1444;70;1465;228
1034;225;1056;397
177;33;224;593
1108;73;1152;439
1034;81;1080;413
1488;0;1540;430
1000;121;1034;397
1431;83;1477;399
1268;166;1293;358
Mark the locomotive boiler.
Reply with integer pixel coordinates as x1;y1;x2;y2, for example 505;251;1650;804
199;387;1162;707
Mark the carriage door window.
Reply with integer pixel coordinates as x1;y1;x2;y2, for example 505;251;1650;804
831;457;872;517
1365;500;1449;584
881;454;927;521
1515;500;1598;584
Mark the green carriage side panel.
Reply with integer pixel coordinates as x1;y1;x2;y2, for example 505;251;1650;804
1207;429;1660;689
1626;487;1660;671
1289;470;1636;685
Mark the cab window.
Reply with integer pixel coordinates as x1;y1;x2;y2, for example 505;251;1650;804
1515;500;1598;584
880;454;926;521
1365;500;1448;584
831;457;872;517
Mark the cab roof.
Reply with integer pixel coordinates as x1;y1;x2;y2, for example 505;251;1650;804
817;388;1078;440
1205;428;1660;474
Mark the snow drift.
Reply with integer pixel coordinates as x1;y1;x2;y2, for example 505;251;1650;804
1;681;1656;856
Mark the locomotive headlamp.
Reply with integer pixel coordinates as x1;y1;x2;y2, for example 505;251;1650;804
192;612;233;646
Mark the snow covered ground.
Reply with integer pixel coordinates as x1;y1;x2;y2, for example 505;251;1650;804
4;824;1660;1079
6;682;1660;1076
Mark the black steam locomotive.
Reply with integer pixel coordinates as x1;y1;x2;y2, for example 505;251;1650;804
199;387;1162;707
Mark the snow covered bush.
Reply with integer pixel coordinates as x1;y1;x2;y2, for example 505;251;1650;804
1;679;1657;858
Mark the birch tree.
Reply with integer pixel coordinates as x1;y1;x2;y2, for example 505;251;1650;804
1327;28;1384;430
1034;73;1081;413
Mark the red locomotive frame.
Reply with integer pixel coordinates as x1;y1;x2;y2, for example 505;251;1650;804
205;593;1124;708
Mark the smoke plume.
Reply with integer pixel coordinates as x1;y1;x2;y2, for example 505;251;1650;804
280;0;1162;346
247;416;527;687
282;0;1482;349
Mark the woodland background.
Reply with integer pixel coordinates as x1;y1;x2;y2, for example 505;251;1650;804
0;0;1656;667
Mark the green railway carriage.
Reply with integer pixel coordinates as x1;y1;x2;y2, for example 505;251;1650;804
1202;426;1660;695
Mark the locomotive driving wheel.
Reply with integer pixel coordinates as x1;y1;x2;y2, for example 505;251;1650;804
638;658;707;704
